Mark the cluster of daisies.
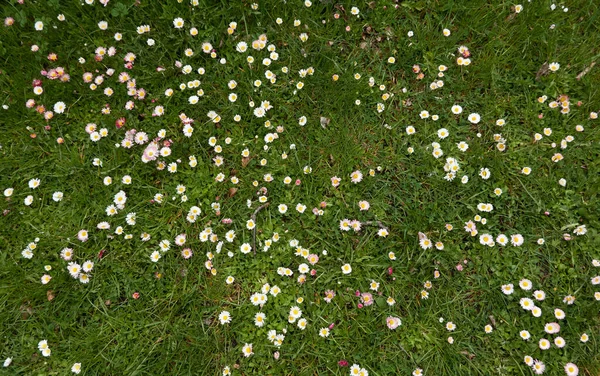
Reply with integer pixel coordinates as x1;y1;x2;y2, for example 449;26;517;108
2;0;598;375
500;278;586;374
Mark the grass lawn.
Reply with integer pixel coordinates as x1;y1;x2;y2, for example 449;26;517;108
1;0;600;375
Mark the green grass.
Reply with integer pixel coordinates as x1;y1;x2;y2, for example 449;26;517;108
1;0;600;375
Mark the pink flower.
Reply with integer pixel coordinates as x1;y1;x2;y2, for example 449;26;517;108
388;267;393;275
350;220;362;232
345;26;351;32
324;290;336;303
115;117;126;129
132;292;140;299
386;316;401;330
357;303;363;309
273;351;280;360
338;360;348;367
142;143;159;162
456;264;463;271
360;292;374;306
544;322;560;334
295;179;301;185
181;248;193;259
331;176;341;187
329;323;335;330
310;269;317;276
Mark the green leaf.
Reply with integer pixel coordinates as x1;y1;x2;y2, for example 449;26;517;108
111;2;129;17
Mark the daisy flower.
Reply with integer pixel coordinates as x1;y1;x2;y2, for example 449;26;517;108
341;263;352;274
468;113;481;124
386;316;401;330
150;251;161;262
77;229;89;242
532;360;545;375
564;363;579;376
350;170;363;183
28;178;41;189
71;363;82;374
219;311;232;325
538;338;550;350
319;327;330;337
254;312;266;327
501;284;514;295
173;17;184;28
242;343;253;357
519;278;532;290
